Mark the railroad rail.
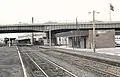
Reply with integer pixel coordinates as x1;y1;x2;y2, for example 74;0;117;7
18;46;78;77
39;46;120;77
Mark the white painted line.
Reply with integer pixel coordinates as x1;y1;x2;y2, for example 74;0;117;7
97;52;115;55
24;52;49;77
16;46;28;77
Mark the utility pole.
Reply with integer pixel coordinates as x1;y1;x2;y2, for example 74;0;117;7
92;11;95;52
89;10;99;52
72;18;78;50
109;4;114;22
31;17;34;45
76;17;78;48
76;18;78;29
109;10;111;22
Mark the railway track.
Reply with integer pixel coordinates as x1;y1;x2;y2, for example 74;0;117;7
18;46;78;77
18;46;120;77
38;46;120;77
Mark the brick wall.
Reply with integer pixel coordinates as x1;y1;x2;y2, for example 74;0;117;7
88;29;115;48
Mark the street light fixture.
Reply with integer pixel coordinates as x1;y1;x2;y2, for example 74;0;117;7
88;10;99;52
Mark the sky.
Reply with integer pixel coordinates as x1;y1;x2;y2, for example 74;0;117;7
0;0;119;24
0;0;119;39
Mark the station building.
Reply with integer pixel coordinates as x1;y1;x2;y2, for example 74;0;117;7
55;29;115;49
4;38;16;46
16;32;47;45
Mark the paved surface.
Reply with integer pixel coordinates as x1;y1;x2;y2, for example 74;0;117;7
55;46;120;55
53;46;120;63
55;46;120;54
40;46;120;76
0;46;23;77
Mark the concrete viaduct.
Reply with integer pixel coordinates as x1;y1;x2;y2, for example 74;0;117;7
0;21;120;46
0;21;120;33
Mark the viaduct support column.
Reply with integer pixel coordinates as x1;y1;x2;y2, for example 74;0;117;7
31;33;34;45
49;29;51;47
8;38;11;47
46;31;57;46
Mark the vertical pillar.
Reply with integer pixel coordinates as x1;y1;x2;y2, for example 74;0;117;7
76;18;78;48
72;37;74;50
49;28;51;47
92;10;95;52
46;32;49;45
31;17;34;45
9;38;11;47
89;10;99;52
51;32;57;46
31;33;34;45
66;37;67;48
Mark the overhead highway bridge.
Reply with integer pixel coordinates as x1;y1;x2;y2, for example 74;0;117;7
1;21;120;46
0;21;120;33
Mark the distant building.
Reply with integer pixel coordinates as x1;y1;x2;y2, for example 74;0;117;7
4;38;16;46
55;29;115;49
16;32;46;45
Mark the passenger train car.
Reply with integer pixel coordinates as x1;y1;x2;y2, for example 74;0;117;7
115;35;120;47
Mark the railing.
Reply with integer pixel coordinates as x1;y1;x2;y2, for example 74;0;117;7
0;22;120;32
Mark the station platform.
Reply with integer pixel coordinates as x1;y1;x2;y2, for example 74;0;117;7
52;46;120;64
54;46;120;61
55;46;120;56
39;46;120;76
40;46;120;64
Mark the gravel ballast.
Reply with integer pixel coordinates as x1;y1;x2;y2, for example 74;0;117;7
0;46;23;77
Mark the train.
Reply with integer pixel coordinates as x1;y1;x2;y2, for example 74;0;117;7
115;35;120;47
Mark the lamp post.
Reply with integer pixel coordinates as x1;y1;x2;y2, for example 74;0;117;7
31;17;34;45
88;10;99;52
76;17;78;48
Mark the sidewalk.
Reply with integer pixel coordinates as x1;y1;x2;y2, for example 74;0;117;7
55;46;120;56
